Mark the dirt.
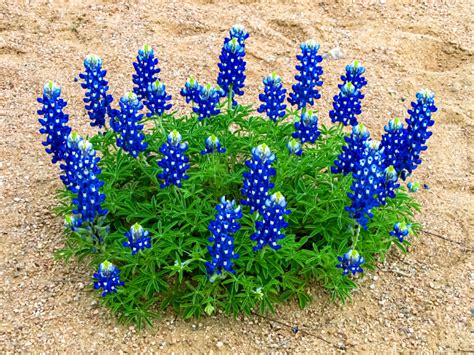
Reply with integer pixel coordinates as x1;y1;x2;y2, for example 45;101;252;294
0;0;473;352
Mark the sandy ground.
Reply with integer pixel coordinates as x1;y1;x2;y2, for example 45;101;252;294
0;0;473;352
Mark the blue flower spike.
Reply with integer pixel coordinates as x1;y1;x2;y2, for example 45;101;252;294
381;117;406;172
217;36;247;105
133;44;161;101
345;140;385;230
241;144;277;214
251;192;291;251
332;123;371;175
180;76;200;104
37;81;71;163
123;223;151;255
93;261;125;297
292;109;321;144
288;40;324;110
157;130;190;188
79;54;114;128
201;135;226;155
257;72;287;122
206;197;243;279
390;222;412;243
113;92;148;158
193;84;224;121
329;82;363;126
144;80;172;117
379;165;400;204
71;139;108;224
287;138;303;156
336;249;365;276
341;60;367;90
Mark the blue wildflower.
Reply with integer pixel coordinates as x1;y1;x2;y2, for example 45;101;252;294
180;76;200;104
123;223;151;255
206;197;243;276
59;132;86;191
241;144;276;214
201;135;226;155
79;54;113;128
157;130;190;188
257;72;287;122
345;141;385;229
113;92;148;158
288;40;324;109
340;60;367;90
37;81;71;163
228;24;249;46
251;192;291;251
380;117;407;171
329;82;363;126
399;89;437;178
287;138;303;156
132;44;160;101
144;80;172;117
193;84;223;121
336;249;365;276
93;261;124;297
407;181;420;192
71;140;108;224
332;123;370;175
390;222;412;243
217;37;246;104
292;109;321;144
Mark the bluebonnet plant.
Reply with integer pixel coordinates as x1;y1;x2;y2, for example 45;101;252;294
241;144;276;214
132;44;160;101
217;37;246;104
390;222;411;243
399;89;437;178
201;135;226;155
288;40;324;109
336;249;365;276
157;130;190;188
144;80;172;117
345;141;385;229
206;197;243;277
332;123;371;175
112;92;148;158
37;81;71;163
292;110;321;144
79;54;113;128
287;138;303;156
251;192;291;251
180;76;200;104
257;72;287;122
407;181;420;192
71;140;108;224
329;82;363;126
340;60;367;90
123;223;151;255
381;117;406;171
93;261;124;297
227;24;249;46
193;84;223;121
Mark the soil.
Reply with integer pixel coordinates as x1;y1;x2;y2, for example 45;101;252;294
0;0;472;352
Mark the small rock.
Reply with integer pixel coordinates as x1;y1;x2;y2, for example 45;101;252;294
216;341;224;349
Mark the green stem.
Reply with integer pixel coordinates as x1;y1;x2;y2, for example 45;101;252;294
352;222;361;249
227;84;233;115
